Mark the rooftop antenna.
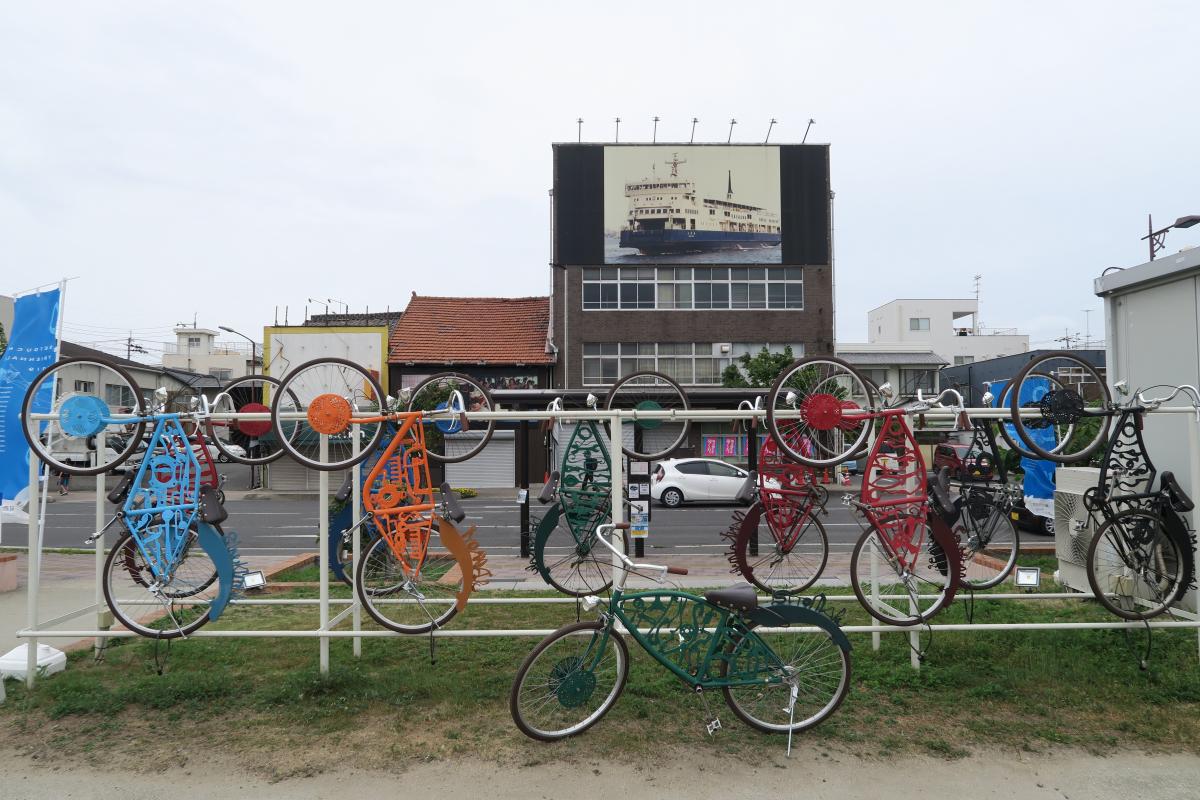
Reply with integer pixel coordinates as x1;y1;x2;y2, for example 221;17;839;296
690;117;698;143
284;305;289;325
801;118;815;144
274;306;279;326
327;297;349;314
764;118;777;143
1082;309;1093;349
614;117;621;142
973;273;982;333
577;117;583;142
652;116;660;143
727;118;737;143
308;298;329;317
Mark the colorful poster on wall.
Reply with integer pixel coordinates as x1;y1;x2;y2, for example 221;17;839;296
723;437;738;456
703;437;718;456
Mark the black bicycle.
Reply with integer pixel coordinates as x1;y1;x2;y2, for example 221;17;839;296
1006;352;1197;620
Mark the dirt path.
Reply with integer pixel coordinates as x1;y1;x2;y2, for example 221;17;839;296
3;748;1198;799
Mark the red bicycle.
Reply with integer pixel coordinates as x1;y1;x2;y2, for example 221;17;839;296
766;357;965;626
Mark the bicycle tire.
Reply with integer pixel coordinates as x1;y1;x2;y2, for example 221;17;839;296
849;519;960;626
958;493;1020;590
603;370;690;460
510;620;629;741
22;357;147;476
993;372;1062;460
1008;351;1111;464
272;358;386;471
533;513;616;597
733;510;830;594
355;528;462;634
721;625;851;734
766;356;876;467
406;372;496;463
209;374;294;465
1087;508;1187;620
103;530;217;639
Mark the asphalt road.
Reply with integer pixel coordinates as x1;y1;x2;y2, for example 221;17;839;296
3;493;868;556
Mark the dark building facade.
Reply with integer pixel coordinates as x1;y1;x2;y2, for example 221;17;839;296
549;143;835;390
940;349;1106;407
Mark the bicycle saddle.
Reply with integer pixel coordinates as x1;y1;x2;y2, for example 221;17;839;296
198;485;228;524
1160;471;1195;513
735;471;757;504
439;482;467;523
539;471;560;504
705;583;758;613
334;472;353;504
106;473;134;505
928;467;962;523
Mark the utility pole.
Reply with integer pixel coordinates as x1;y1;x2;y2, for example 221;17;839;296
126;333;147;361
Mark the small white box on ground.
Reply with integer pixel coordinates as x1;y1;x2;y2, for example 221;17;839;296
0;644;67;680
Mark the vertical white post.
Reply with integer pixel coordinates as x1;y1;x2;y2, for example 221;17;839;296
610;411;624;584
1188;413;1200;661
351;428;361;658
870;544;880;652
25;456;40;687
909;594;921;671
94;433;108;656
318;434;329;674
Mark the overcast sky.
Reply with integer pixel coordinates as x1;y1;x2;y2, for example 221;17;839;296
3;2;1197;360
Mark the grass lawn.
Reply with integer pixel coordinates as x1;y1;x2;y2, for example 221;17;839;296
2;559;1198;778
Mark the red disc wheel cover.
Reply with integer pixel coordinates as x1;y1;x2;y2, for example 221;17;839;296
237;402;271;437
800;393;843;431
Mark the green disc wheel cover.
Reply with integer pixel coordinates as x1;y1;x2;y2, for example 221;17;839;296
634;399;663;430
559;421;612;545
550;656;597;708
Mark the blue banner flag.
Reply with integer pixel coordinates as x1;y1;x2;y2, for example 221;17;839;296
0;288;62;506
990;377;1056;520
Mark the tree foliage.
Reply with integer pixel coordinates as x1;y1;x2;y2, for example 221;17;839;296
721;346;797;388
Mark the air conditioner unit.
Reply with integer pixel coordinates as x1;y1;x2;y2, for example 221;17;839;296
717;343;732;354
1054;467;1100;594
1055;466;1197;614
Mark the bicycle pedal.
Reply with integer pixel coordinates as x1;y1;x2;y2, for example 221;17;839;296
705;717;722;736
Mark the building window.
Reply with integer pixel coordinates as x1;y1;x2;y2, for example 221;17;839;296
187;336;202;347
209;368;232;381
105;383;136;407
899;368;936;395
908;318;930;331
583;266;803;311
583;342;741;386
74;380;95;393
953;356;974;366
857;368;889;389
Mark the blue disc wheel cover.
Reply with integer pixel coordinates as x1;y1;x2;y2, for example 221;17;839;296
58;394;110;437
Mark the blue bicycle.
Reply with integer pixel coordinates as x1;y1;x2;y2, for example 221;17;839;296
23;357;243;638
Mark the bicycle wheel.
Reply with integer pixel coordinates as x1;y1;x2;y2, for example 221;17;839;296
735;514;830;594
603;370;690;460
535;516;615;597
1009;352;1111;464
510;620;630;741
209;375;295;465
355;526;462;634
1087;509;1187;620
22;357;146;476
406;372;495;463
721;627;850;734
994;371;1070;460
958;492;1020;590
849;519;957;626
766;357;875;467
102;529;219;638
272;358;386;471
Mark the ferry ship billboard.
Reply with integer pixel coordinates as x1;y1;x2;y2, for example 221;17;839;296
604;145;782;264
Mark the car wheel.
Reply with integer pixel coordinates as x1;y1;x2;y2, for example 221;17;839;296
217;453;230;463
1040;516;1055;536
660;488;684;508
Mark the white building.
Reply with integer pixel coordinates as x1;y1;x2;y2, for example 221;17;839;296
836;342;947;397
867;299;1028;366
161;326;259;380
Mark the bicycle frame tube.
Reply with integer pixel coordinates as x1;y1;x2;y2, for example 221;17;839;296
361;412;437;575
857;409;931;572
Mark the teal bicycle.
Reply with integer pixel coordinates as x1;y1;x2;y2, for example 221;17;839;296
510;523;852;750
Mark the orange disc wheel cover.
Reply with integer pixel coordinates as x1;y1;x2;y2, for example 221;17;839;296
307;393;353;435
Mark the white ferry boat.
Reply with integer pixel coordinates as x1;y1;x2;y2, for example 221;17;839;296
618;155;782;255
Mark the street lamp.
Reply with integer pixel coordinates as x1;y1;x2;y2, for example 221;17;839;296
218;325;259;373
1142;214;1200;261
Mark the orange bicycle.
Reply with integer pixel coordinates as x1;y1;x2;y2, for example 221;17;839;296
270;358;491;634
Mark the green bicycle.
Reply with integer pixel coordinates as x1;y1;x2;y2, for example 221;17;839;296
510;523;852;750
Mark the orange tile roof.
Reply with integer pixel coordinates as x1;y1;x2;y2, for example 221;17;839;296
388;294;554;365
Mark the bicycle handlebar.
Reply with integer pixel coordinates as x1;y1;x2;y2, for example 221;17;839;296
593;522;678;581
1137;384;1200;411
915;387;965;411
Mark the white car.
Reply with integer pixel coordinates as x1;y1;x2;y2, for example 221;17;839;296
651;458;752;508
